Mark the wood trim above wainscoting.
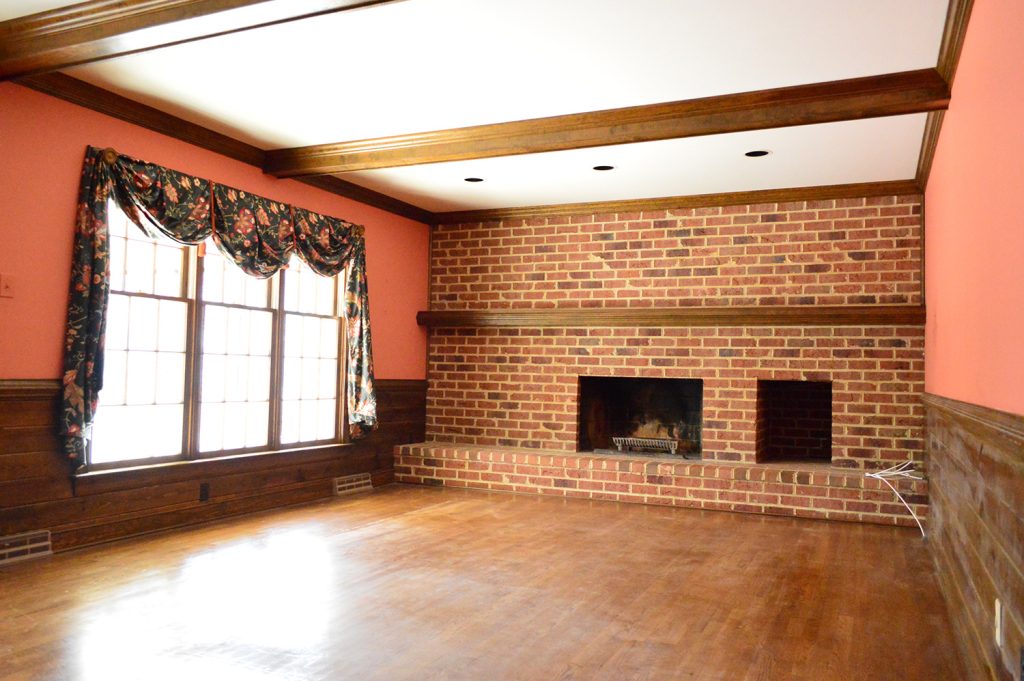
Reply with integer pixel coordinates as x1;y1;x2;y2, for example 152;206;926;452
371;378;430;391
417;305;926;329
0;0;396;80
922;392;1024;446
264;69;949;176
0;378;61;400
15;73;433;224
433;180;922;224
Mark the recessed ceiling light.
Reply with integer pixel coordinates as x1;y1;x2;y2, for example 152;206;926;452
593;165;615;171
464;177;484;182
744;150;770;157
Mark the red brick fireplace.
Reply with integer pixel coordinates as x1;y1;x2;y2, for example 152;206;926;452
397;191;927;526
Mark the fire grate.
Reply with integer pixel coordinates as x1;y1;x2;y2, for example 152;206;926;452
613;436;678;455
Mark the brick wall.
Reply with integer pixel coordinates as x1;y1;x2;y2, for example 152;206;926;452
431;195;922;310
428;325;923;468
424;194;924;470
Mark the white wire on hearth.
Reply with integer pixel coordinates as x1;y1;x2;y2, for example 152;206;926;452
866;460;926;538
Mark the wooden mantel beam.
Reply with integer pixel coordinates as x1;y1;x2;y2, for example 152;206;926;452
0;0;396;81
264;69;950;177
416;305;927;329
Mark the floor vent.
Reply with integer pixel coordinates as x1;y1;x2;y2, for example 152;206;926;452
0;530;52;565
334;473;373;496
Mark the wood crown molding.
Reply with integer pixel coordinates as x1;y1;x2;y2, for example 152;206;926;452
0;0;396;80
417;305;926;329
916;111;945;191
263;69;950;177
916;0;975;189
936;0;976;85
433;180;922;224
296;175;434;224
922;392;1024;447
15;73;433;224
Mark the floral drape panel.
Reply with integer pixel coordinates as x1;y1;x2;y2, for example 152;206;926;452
294;208;377;437
61;146;377;460
63;147;211;459
62;148;115;459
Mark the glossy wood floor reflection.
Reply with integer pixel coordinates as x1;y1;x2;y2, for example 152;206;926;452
0;485;963;681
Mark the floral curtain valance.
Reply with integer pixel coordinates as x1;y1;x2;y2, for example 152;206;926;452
212;185;293;278
293;207;360;276
109;153;212;244
61;146;377;460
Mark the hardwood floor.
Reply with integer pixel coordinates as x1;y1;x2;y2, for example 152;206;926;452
0;485;963;681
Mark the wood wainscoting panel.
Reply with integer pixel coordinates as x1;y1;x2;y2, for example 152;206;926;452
0;378;426;551
0;379;70;508
924;393;1023;681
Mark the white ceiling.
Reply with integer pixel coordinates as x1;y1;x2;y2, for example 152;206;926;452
7;0;951;213
0;0;73;20
342;114;928;212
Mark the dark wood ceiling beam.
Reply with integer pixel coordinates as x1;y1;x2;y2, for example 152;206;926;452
264;69;950;177
0;0;396;80
18;73;433;223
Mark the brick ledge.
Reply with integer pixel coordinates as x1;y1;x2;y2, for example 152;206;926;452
395;442;928;527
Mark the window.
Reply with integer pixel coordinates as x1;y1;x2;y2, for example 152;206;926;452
90;203;345;468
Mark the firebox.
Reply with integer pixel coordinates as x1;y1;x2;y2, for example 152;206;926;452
577;377;703;458
756;379;832;462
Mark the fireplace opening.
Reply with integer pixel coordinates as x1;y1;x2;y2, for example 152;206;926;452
577;377;702;458
756;379;832;463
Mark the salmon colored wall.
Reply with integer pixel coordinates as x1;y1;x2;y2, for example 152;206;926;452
0;83;428;380
925;0;1024;416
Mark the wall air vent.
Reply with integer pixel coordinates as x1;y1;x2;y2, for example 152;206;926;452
0;530;52;565
334;473;373;496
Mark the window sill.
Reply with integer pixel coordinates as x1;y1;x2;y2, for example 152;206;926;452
73;442;353;496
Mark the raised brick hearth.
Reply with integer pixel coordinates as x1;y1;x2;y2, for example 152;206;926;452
394;444;928;527
411;192;927;525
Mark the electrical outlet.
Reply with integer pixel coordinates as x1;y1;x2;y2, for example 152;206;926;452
995;598;1003;647
199;482;210;502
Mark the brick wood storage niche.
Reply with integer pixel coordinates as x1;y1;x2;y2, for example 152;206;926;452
398;193;928;526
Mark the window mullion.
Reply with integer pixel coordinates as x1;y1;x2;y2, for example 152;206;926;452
183;247;205;459
268;270;286;449
337;274;348;443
